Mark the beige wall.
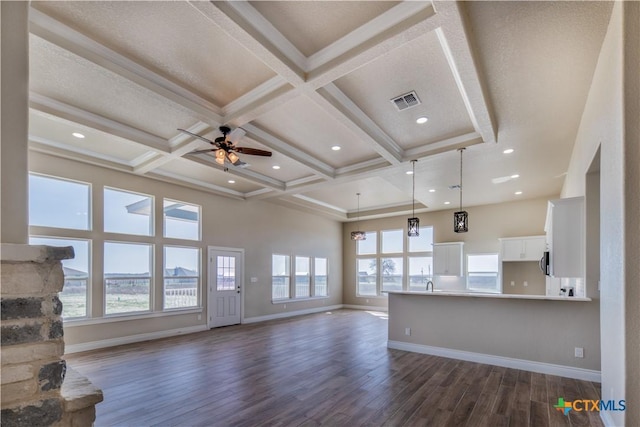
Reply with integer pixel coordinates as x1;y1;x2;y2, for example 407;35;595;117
502;262;545;295
561;2;639;424
388;293;600;370
343;196;553;306
29;152;343;346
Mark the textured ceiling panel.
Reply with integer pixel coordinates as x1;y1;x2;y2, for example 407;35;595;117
253;96;381;168
30;35;199;140
31;1;276;106
249;1;399;57
334;31;474;150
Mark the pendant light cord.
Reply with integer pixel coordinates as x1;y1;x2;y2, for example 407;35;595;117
356;193;361;229
459;148;464;210
411;160;416;216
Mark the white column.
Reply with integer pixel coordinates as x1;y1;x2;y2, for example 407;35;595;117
1;1;30;244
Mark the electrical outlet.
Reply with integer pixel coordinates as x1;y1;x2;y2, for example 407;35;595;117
283;304;286;309
523;281;528;287
575;347;584;358
366;299;369;303
197;314;201;321
510;281;515;287
405;327;411;336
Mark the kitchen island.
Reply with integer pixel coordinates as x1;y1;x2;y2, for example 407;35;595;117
386;291;600;381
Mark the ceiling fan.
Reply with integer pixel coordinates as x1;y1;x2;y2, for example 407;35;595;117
179;126;272;167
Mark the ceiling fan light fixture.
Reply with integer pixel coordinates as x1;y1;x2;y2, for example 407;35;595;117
227;151;240;164
215;149;226;165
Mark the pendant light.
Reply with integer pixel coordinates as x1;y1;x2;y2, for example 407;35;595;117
454;148;468;233
408;160;419;237
351;193;366;240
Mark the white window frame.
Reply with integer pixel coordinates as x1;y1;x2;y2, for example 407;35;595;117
272;254;291;301
28;173;92;231
163;198;201;241
104;186;154;236
313;257;328;297
163;245;201;310
466;253;501;293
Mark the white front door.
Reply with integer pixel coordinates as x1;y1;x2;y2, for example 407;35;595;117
208;247;243;328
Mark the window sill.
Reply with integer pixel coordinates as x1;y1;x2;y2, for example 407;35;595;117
63;307;203;326
271;296;330;304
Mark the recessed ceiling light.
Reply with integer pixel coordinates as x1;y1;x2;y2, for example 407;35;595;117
503;148;514;154
444;201;451;205
272;165;280;170
228;180;235;184
429;189;436;193
72;132;85;139
331;145;341;151
515;191;523;195
416;117;428;124
406;170;413;175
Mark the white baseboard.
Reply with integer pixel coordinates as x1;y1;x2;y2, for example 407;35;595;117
242;304;344;324
64;325;208;354
387;340;601;382
342;304;388;312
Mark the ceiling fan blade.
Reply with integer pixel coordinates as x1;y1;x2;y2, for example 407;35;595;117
234;147;272;157
227;127;246;144
188;149;216;155
177;128;219;147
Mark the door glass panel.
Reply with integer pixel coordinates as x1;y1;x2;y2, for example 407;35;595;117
216;256;235;291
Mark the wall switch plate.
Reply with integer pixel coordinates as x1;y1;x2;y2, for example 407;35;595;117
510;281;515;287
575;347;584;358
405;328;411;336
250;277;258;283
523;281;528;287
197;314;201;320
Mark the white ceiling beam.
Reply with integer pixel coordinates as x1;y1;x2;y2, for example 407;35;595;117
432;1;497;144
312;84;403;164
29;8;224;126
402;132;483;161
187;1;306;87
29;140;135;173
29;93;170;153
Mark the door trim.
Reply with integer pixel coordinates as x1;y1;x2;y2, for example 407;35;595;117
207;246;245;328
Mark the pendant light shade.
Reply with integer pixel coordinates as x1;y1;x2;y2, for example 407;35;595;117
351;193;366;241
408;160;419;237
454;148;468;233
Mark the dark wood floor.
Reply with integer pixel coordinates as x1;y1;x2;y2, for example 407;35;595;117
65;309;603;427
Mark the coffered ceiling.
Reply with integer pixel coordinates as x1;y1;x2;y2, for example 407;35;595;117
27;1;613;220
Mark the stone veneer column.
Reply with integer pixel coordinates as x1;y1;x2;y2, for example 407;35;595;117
1;244;103;426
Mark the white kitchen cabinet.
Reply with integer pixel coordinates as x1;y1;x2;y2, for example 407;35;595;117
545;197;584;278
433;242;464;276
500;236;546;261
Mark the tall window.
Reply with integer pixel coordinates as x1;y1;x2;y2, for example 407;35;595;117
163;199;200;240
163;246;199;309
29;174;90;230
295;256;310;298
104;242;152;314
467;253;500;293
104;188;153;236
356;226;434;296
314;258;328;297
29;236;90;319
408;226;434;291
272;254;290;300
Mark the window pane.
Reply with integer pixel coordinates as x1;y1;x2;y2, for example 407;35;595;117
409;226;434;252
29;174;90;230
295;256;310;298
272;254;290;300
29;237;89;318
216;256;235;291
467;254;500;292
164;246;199;309
408;256;433;292
104;188;153;236
357;258;377;296
382;229;403;253
104;242;151;314
314;258;328;297
381;257;403;292
164;199;200;240
356;232;377;255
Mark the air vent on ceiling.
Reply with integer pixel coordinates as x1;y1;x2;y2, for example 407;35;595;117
391;91;421;111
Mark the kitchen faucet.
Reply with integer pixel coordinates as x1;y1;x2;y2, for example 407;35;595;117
426;280;434;292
